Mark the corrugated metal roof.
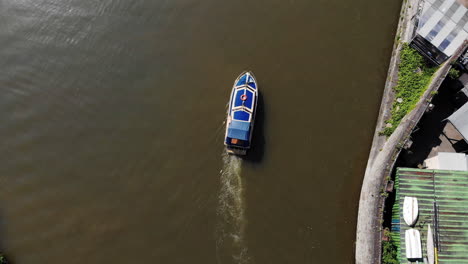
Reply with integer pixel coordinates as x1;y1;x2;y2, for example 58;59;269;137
392;168;468;262
448;102;468;143
417;0;468;57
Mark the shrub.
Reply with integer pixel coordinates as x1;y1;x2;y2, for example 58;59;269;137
382;44;436;136
382;237;399;264
448;68;460;79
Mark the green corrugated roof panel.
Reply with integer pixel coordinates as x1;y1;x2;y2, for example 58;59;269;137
391;174;402;260
394;168;468;263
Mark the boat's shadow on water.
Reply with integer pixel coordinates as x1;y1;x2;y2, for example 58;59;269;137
244;91;265;163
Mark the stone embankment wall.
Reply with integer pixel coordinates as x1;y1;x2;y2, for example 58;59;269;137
354;0;468;261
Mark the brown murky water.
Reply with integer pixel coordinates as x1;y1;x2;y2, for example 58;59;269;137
0;0;401;263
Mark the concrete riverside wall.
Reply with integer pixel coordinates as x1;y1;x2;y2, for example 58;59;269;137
354;0;419;261
354;4;468;264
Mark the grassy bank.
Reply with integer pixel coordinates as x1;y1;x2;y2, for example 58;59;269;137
380;44;437;137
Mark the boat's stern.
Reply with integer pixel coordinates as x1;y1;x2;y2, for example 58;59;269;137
225;130;250;155
226;146;247;155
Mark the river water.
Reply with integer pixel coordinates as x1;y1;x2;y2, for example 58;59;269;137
0;0;401;263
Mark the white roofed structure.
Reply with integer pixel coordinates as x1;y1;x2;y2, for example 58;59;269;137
447;102;468;143
424;152;468;170
411;0;467;64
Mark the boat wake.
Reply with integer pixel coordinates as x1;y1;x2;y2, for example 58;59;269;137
216;153;250;264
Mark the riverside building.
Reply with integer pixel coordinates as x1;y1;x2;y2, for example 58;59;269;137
411;0;468;64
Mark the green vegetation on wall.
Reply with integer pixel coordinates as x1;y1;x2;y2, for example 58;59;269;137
380;44;436;137
382;231;399;264
448;68;460;79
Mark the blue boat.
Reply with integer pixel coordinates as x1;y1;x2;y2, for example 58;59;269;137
224;71;258;155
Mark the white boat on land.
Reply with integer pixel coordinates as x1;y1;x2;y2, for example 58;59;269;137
427;224;435;264
403;196;419;226
406;228;422;259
